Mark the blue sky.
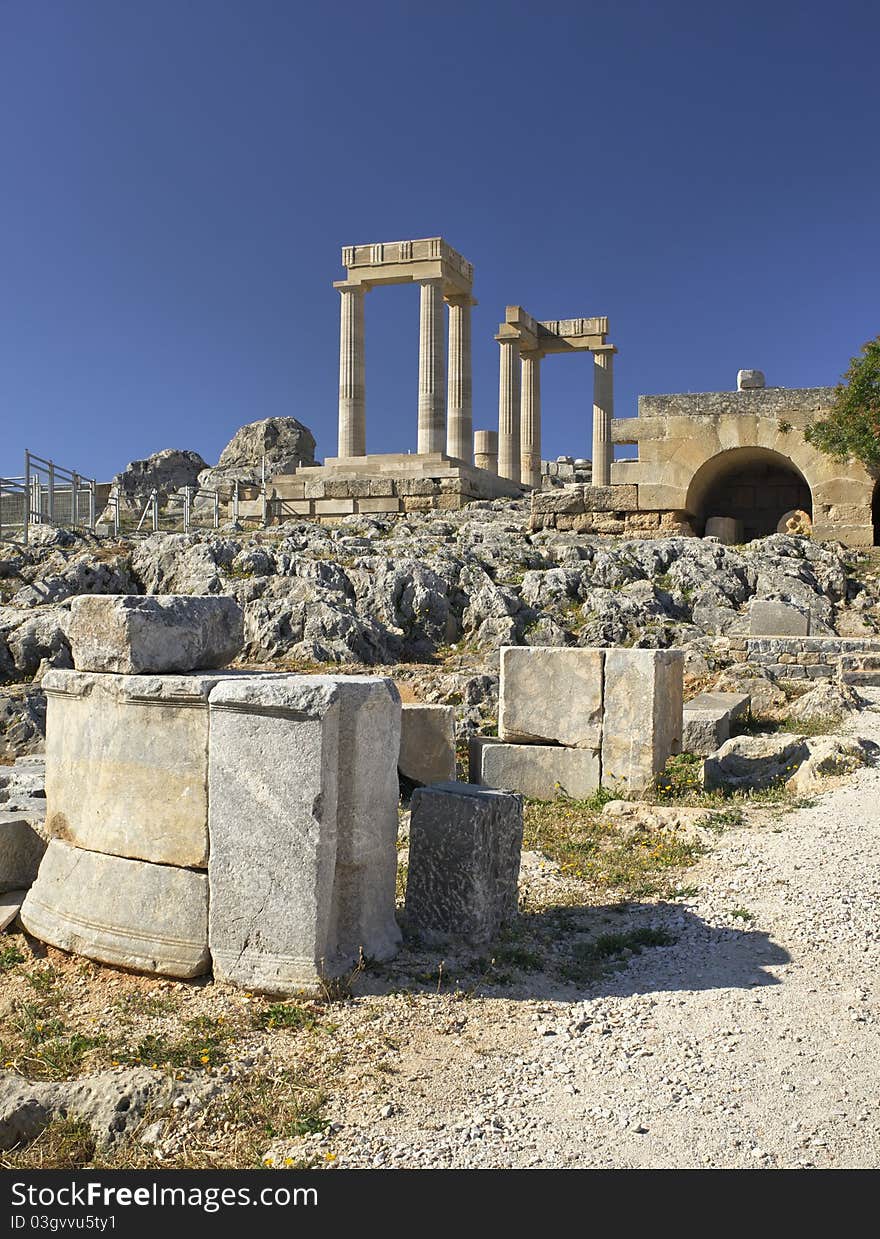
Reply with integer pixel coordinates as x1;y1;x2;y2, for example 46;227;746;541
1;0;878;481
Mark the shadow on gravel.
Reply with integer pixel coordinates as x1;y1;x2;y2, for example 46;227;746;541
363;903;792;1002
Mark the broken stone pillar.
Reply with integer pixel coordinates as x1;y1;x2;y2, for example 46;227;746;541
704;516;743;544
591;350;614;487
446;295;473;464
499;646;604;749
207;675;401;994
67;594;243;675
399;704;456;786
601;649;684;793
497;337;521;484
41;669;224;868
418;278;447;455
405;782;523;947
21;839;210;978
469;736;600;800
474;429;498;474
520;349;542;490
337;284;367;457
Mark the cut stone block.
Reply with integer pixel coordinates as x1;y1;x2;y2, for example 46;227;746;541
207;675;401;995
399;704;456;785
0;812;46;894
405;782;523;947
704;516;743;544
20;839;209;977
602;649;684;794
67;594;244;674
41;669;229;868
499;646;604;748
682;691;751;756
747;599;810;636
1;889;28;932
469;736;600;800
737;369;766;390
838;654;880;686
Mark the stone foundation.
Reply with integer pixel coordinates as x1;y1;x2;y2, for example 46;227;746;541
717;635;880;681
529;485;693;538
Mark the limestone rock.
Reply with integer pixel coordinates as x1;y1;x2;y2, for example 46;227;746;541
737;369;766;390
108;448;208;514
785;734;874;794
747;598;810;636
499;646;604;748
197;417;317;494
714;664;787;716
67;593;243;674
787;679;867;725
405;782;523;946
21;839;210;978
703;733;809;791
0;889;27;931
399;704;456;786
0;814;46;894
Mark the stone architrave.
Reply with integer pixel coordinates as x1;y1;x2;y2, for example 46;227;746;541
20;839;210;978
0;813;46;893
469;736;600;800
405;782;523;947
41;669;229;868
601;649;684;793
499;646;604;748
399;704;456;786
67;594;243;675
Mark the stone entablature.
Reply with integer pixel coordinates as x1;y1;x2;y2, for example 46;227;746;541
609;382;876;547
341;237;473;293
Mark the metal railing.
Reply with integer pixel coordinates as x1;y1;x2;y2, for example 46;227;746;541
1;451;97;544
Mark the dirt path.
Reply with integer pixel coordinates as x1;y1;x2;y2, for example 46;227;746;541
285;692;880;1169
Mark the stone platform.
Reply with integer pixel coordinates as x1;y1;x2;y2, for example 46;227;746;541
238;453;522;522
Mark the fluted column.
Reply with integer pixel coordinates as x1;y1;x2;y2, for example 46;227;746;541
520;349;542;489
446;295;473;463
592;350;614;486
337;285;366;457
497;338;521;484
418;278;447;455
474;429;498;474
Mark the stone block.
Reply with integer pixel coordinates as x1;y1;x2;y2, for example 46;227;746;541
20;839;210;978
499;646;604;748
748;599;810;636
838;654;880;686
399;704;456;785
602;649;684;793
41;669;227;868
313;498;356;515
0;889;27;932
67;594;243;675
704;516;743;544
402;496;435;512
356;497;401;513
582;484;638;512
469;736;600;800
0;812;47;894
208;675;401;994
405;782;523;947
737;369;766;390
682;691;750;756
531;486;584;515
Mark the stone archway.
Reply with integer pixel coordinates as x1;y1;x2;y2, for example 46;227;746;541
686;447;813;541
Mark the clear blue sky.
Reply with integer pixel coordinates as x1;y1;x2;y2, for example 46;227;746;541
2;0;878;481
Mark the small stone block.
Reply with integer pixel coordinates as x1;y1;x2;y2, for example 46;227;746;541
356;497;401;513
748;599;810;636
405;782;523;947
0;813;47;894
469;736;600;800
0;889;28;932
499;646;604;747
20;839;210;978
67;594;244;675
399;704;456;785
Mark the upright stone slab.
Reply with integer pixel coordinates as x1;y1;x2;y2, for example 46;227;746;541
469;736;600;800
405;782;523;947
399;704;456;786
326;676;402;967
747;599;810;637
67;594;244;674
208;678;341;994
20;839;209;978
499;646;604;748
0;813;46;893
602;649;684;793
41;669;231;868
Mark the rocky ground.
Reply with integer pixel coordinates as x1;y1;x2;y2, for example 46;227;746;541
2;503;880;1169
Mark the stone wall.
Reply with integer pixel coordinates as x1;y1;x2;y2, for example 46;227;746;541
528;484;693;537
717;635;880;681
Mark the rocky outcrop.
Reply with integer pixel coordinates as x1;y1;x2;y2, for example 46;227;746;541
108;449;208;515
197;417;317;494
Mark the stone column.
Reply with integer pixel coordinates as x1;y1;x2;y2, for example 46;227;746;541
497;338;521;484
592;350;614;487
418;278;447;455
520;350;542;489
337;285;366;458
446;295;473;463
474;430;498;474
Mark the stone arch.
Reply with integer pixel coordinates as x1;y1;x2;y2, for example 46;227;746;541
686;447;813;541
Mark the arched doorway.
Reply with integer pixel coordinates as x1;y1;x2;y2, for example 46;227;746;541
686;447;813;541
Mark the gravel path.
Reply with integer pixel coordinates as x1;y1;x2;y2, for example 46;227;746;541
290;692;880;1170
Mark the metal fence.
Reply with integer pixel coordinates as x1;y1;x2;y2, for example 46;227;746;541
0;451;97;544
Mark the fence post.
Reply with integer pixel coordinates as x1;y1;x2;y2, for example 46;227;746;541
213;491;220;529
233;481;240;523
113;494;120;537
152;490;159;532
47;460;55;524
88;480;96;530
23;452;30;544
183;488;191;534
